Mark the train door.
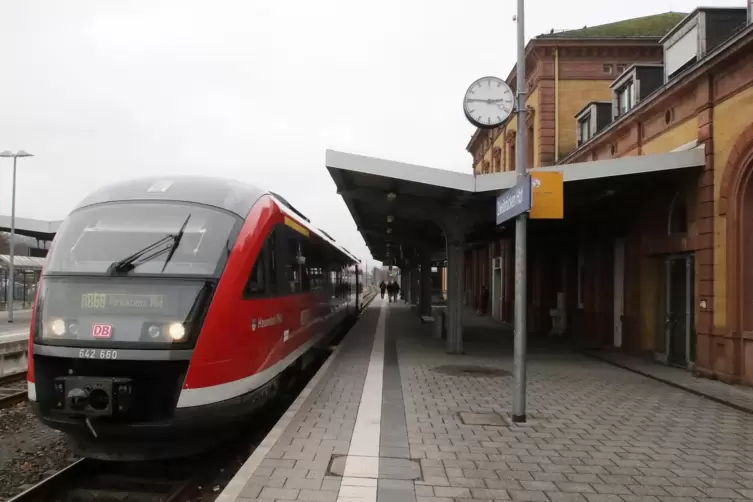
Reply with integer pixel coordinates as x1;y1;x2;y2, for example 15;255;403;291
279;226;307;345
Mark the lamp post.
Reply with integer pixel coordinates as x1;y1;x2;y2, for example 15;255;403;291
0;150;33;323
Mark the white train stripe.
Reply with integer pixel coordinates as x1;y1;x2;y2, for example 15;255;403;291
176;327;331;408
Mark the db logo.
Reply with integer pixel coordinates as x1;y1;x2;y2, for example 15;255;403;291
91;324;113;338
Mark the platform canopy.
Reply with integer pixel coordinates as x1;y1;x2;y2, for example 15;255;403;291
0;216;61;240
326;145;706;264
326;150;516;264
0;254;46;270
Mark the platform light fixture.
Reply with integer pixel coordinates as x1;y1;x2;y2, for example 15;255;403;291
386;228;392;234
386;192;397;201
387;215;394;223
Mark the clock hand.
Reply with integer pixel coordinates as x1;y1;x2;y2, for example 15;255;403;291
467;98;511;104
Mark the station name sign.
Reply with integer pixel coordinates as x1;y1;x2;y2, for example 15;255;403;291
496;175;531;225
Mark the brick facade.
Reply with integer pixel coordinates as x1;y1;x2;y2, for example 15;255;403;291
465;15;753;387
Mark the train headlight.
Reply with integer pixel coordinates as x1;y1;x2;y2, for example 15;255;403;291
50;319;66;336
167;322;186;341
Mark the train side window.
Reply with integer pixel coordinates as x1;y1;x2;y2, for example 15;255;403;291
286;233;304;294
244;245;266;297
243;227;279;298
306;239;326;291
268;230;278;294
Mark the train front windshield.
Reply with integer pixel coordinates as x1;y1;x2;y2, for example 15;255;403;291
36;201;241;348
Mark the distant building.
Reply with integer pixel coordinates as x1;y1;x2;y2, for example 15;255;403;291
0;216;60;308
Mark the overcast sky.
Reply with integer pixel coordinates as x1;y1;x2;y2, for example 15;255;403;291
0;0;739;265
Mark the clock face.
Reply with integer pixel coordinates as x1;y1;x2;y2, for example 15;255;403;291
463;76;515;129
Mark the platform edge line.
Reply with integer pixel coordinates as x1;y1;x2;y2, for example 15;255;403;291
215;305;378;501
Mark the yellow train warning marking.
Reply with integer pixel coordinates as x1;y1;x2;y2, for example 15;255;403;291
284;216;310;237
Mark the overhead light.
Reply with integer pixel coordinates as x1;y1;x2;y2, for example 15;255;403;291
387;215;394;223
386;192;397;201
386;228;392;234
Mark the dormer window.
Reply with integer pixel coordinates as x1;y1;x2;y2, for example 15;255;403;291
616;81;635;116
610;64;664;119
660;8;748;83
574;101;611;147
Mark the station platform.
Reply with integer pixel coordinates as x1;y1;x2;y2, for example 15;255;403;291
218;298;753;502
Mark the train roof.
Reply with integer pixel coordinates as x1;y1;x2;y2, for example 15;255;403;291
72;176;266;218
72;175;360;264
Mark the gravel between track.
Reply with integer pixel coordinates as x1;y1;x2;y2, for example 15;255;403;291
0;401;79;501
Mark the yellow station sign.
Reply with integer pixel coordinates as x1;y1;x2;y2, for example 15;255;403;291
529;171;564;219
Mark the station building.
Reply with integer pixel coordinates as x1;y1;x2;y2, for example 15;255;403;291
461;6;753;385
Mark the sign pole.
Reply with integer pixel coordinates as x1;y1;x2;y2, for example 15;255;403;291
512;0;528;423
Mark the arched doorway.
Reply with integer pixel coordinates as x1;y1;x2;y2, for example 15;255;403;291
740;168;753;340
720;124;753;384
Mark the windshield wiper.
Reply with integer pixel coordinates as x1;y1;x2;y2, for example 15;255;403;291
107;214;192;275
160;215;191;272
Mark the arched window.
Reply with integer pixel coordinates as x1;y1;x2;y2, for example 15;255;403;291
668;191;688;235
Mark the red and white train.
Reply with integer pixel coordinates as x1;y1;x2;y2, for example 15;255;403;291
27;176;363;460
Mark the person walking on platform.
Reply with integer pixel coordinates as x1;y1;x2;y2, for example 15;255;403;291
388;280;400;303
379;280;387;299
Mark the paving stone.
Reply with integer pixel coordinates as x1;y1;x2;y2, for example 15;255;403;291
258;486;300;499
297;489;338;502
592;483;633;495
521;480;558;491
628;485;669;496
546;493;588;502
555;481;595;494
433;486;472;498
509;489;550;501
584;495;624;502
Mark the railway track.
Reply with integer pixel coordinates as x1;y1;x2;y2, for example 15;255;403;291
8;458;195;502
7;291;378;502
0;371;26;408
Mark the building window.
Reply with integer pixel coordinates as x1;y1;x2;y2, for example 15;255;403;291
616;64;626;74
616;81;635;116
577;115;591;146
603;64;613;74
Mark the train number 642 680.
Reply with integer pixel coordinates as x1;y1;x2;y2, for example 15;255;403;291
78;349;119;360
